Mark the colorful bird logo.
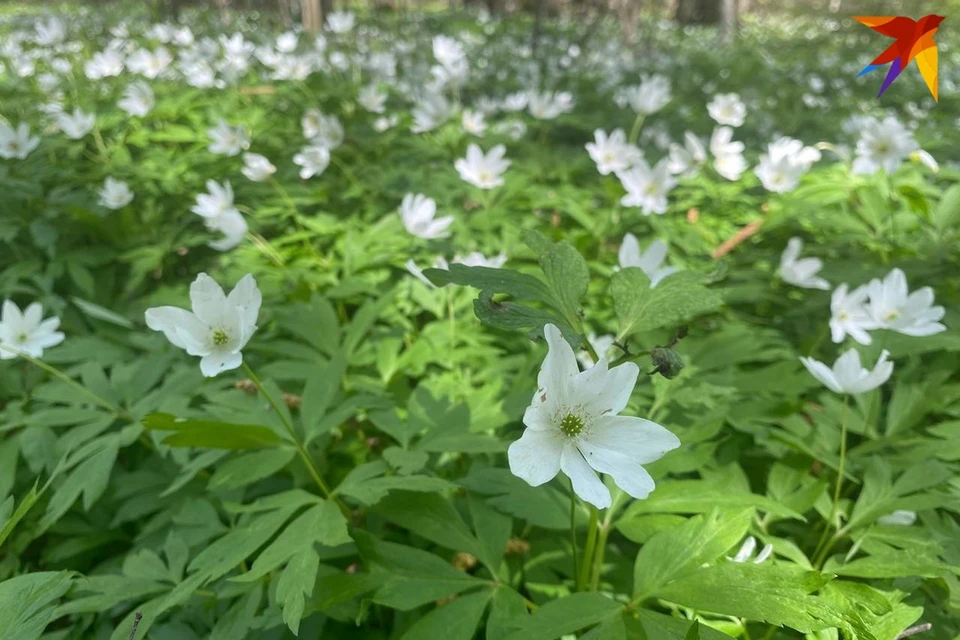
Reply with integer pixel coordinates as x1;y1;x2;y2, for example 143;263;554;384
855;14;945;101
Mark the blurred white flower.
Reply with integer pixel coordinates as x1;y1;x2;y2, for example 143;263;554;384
586;129;641;175
755;137;821;193
301;109;344;149
0;122;41;160
433;35;466;69
800;349;893;394
576;333;616;369
830;284;877;345
399;193;453;239
618;233;677;287
0;301;64;360
911;149;938;173
728;537;773;564
492;118;527;141
617;158;675;215
710;126;747;181
358;84;387;113
877;510;917;526
192;180;239;219
85;49;124;79
779;237;829;290
118;81;155;117
707;93;746;127
126;46;173;78
326;11;356;34
617;75;671;115
56;108;96;139
508;323;680;509
667;131;707;177
527;91;574;120
851;116;917;175
501;91;529;112
374;115;399;132
866;268;946;337
293;145;330;179
205;209;248;252
276;31;298;53
454;251;507;268
98;177;134;209
411;91;454;133
455;143;510;189
462;110;487;137
207;120;250;156
145;273;261;377
241;153;276;182
34;17;66;46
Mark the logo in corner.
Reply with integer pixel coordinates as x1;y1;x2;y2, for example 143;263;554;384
855;14;944;102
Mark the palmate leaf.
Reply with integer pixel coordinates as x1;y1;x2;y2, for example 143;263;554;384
0;572;73;640
611;268;723;340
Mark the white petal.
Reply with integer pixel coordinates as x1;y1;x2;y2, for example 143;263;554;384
799;356;842;393
571;359;639;417
200;350;243;377
538;324;579;409
561;444;611;508
226;274;262;333
588;415;680;464
145;306;205;350
189;273;228;325
754;543;774;564
733;536;756;562
618;233;641;269
507;428;563;487
22;303;43;329
575;440;656;501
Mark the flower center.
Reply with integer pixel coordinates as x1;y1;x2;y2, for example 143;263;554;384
212;329;229;346
478;170;491;183
559;413;585;437
17;332;27;343
876;142;890;155
885;310;899;322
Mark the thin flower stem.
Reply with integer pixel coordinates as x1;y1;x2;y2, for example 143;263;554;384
244;232;286;267
627;113;646;146
577;506;599;590
569;479;580;586
329;154;361;190
240;362;345;512
813;394;850;568
589;522;611;591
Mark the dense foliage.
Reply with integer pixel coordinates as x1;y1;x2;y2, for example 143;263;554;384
0;5;958;640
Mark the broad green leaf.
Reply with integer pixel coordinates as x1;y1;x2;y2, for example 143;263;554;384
684;620;700;640
633;509;752;599
611;269;722;340
459;468;568;530
473;291;573;340
623;480;804;520
40;443;118;530
424;265;556;305
338;475;457;506
300;353;346;430
343;288;396;356
276;547;320;635
143;413;285;450
486;587;529;640
207;448;296;491
0;482;40;548
209;585;262;640
70;296;135;329
824;549;956;579
633;611;734;640
400;589;493;640
503;592;622;640
539;240;589;326
0;572;73;640
468;495;513;573
383;446;428;474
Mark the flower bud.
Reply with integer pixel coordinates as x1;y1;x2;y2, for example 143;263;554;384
649;346;684;379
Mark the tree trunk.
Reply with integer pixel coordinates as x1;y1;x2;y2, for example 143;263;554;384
530;0;546;57
302;0;322;31
675;0;720;25
720;0;736;42
214;0;230;25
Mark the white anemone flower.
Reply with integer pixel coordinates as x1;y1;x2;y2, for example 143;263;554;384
779;237;830;290
0;122;41;160
207;120;250;157
399;193;453;239
98;177;134;209
508;324;680;509
454;143;510;189
117;81;155;117
707;93;747;127
617;158;675;215
145;273;261;377
866;268;946;337
241;153;276;182
617;233;678;287
0;301;65;360
799;348;893;394
293;145;331;179
830;284;878;345
56;108;96;139
585;129;641;176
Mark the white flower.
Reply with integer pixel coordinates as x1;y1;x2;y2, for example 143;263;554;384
492;119;527;141
866;268;946;337
728;537;773;564
207;120;250;157
374;115;399;132
755;137;821;193
455;143;510;189
585;129;641;176
527;91;574;120
293;145;330;179
799;348;893;394
0;301;65;360
126;46;173;78
118;81;155;117
205;209;248;252
98;177;134;209
399;193;453;239
462;110;487;137
617;158;675;215
145;273;261;377
84;49;124;79
325;11;356;34
710;127;747;181
877;510;917;526
34;17;66;46
851;116;918;175
454;251;506;268
301;109;343;149
0;122;41;160
501;91;529;112
191;180;239;219
276;31;298;53
411;91;453;134
911;149;938;173
617;75;671;115
405;256;450;287
358;84;387;113
779;238;829;290
667;131;707;177
433;35;466;69
707;93;746;127
508;324;680;509
618;233;678;287
56;108;96;139
830;284;878;346
241;153;276;182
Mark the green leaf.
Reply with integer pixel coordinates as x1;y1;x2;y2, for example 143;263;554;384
40;443;118;530
459;468;568;530
611;269;722;340
276;547;320;635
424;265;556;305
623;480;804;520
539;241;589;326
503;592;622;640
473;291;572;339
207;448;296;491
300;354;346;431
486;587;529;640
383;447;428;475
343;288;396;357
337;474;457;506
684;620;700;640
209;585;262;640
0;572;73;640
824;549;956;579
70;296;135;329
932;183;960;230
143;413;285;450
634;611;734;640
400;589;493;640
0;482;41;549
633;509;752;599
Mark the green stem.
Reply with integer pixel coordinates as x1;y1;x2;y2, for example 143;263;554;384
240;362;344;511
627;113;646;146
329;154;361;190
589;522;611;591
577;506;599;590
813;394;850;568
569;480;580;586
